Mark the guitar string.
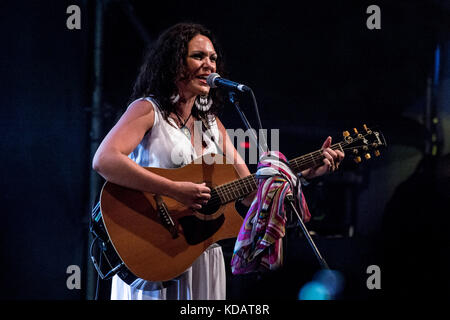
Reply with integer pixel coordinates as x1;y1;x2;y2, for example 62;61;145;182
217;142;345;200
214;149;328;205
206;142;371;207
205;131;379;206
214;144;348;205
215;145;337;202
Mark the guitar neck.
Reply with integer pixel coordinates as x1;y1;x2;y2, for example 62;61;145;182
289;142;344;173
215;142;344;203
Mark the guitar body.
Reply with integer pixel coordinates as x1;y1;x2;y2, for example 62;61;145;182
100;154;244;282
98;126;386;282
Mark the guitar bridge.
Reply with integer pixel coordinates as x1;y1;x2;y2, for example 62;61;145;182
154;195;179;239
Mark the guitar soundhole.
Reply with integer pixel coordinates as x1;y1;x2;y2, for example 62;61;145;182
196;188;221;215
178;188;224;245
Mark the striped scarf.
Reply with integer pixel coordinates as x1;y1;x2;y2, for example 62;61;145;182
230;151;310;275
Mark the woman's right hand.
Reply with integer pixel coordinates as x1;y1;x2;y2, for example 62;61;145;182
170;181;211;210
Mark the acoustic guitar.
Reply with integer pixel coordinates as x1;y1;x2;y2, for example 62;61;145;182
98;125;386;282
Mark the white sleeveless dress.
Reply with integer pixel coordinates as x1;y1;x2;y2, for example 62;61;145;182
110;97;226;300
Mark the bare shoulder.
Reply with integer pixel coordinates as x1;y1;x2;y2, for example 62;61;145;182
94;98;158;157
126;98;156;118
116;98;156;130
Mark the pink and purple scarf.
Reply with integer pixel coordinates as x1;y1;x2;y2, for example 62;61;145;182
230;151;310;275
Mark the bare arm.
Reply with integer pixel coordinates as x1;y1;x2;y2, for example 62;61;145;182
92;99;210;209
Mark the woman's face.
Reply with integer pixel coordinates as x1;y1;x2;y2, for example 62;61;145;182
177;34;217;99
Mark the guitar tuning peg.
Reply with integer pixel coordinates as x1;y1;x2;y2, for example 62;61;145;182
343;130;350;137
353;128;358;134
354;156;362;163
365;153;371;160
363;124;372;134
374;150;380;157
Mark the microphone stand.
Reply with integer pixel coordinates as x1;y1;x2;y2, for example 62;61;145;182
228;90;330;270
228;91;267;155
285;195;330;270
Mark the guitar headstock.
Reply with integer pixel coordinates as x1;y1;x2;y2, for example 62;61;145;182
341;124;387;163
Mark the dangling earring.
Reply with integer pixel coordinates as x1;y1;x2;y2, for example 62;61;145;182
170;93;180;104
195;95;212;111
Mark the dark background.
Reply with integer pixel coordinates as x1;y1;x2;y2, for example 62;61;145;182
1;0;449;301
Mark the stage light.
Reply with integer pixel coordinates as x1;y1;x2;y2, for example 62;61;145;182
298;269;345;300
313;269;345;297
298;281;330;300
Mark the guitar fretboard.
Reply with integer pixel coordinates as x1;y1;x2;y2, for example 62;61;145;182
214;143;344;203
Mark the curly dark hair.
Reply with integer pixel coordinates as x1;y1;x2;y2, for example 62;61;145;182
129;22;227;123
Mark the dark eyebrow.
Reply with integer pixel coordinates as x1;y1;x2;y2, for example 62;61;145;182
190;50;217;57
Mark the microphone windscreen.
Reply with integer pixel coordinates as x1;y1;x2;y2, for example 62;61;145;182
206;73;220;88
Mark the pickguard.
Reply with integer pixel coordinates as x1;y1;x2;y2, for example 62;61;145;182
178;214;225;245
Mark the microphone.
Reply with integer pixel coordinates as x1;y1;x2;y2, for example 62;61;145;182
206;73;251;92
